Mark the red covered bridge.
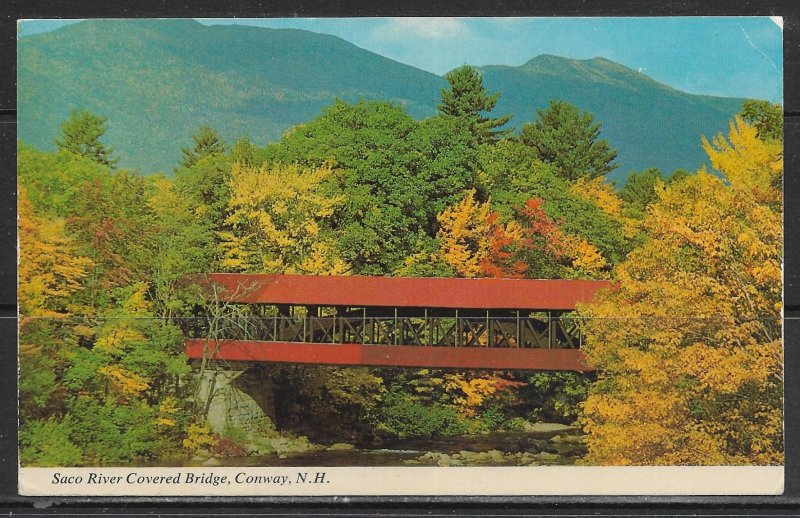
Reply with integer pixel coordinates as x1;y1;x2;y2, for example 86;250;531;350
184;274;611;371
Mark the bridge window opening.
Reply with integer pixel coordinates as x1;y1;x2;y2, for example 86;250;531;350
186;302;582;350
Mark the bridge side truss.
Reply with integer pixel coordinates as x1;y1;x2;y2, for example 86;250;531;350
185;305;584;350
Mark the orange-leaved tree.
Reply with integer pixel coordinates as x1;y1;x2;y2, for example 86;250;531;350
515;197;609;279
432;191;528;395
435;189;526;278
577;117;782;465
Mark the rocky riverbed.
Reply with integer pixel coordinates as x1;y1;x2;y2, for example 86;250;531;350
179;422;587;467
398;424;586;466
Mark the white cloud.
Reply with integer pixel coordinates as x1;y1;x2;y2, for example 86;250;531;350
381;17;468;40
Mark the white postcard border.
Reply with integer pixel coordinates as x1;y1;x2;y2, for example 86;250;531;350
19;466;784;497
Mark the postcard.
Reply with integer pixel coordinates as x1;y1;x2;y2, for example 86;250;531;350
16;16;784;496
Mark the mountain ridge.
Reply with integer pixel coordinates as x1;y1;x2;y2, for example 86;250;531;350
475;55;744;180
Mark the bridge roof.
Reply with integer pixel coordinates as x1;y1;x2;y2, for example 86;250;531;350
204;274;611;311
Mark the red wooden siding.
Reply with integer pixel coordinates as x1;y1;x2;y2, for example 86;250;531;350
202;274;611;311
185;339;593;372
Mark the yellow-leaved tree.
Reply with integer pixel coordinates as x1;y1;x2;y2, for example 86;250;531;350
570;176;641;239
436;189;498;277
219;162;348;274
443;373;524;416
19;185;92;322
91;284;153;400
577;117;782;465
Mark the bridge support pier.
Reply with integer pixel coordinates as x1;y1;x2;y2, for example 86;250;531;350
197;364;276;434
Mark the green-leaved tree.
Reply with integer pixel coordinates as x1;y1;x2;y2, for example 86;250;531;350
265;99;479;275
620;168;691;217
619;168;665;215
740;99;783;143
174;126;232;240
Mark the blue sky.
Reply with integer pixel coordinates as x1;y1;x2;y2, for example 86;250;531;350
18;17;783;102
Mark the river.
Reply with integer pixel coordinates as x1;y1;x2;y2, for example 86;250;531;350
182;426;587;467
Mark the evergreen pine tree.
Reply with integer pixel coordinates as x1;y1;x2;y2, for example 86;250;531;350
55;109;118;168
178;125;227;170
438;65;511;145
520;100;617;181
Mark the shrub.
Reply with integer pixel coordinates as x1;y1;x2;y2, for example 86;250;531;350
372;390;471;439
19;418;83;467
523;372;593;424
65;397;157;463
211;434;246;457
183;423;216;453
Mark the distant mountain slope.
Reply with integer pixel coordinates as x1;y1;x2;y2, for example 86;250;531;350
18;20;747;181
18;19;446;173
479;55;745;181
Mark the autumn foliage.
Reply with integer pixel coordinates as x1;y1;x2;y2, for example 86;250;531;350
435;189;525;278
444;373;525;416
18;186;92;321
17;90;783;467
578;118;783;465
435;191;610;280
219;162;348;275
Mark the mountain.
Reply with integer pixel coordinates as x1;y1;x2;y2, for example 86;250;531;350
478;55;745;181
18;19;747;182
18;19;446;173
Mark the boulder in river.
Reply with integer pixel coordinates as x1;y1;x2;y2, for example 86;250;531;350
487;449;505;462
243;443;260;455
418;452;439;462
533;451;561;463
527;422;579;433
191;449;211;460
438;455;463;467
530;439;549;451
459;450;477;461
550;434;586;445
327;443;356;451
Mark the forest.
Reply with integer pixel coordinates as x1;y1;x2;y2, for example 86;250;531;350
18;65;783;466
